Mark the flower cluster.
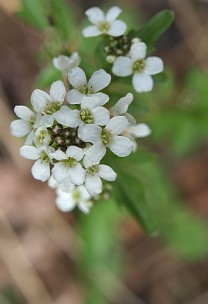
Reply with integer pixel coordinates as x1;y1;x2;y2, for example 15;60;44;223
83;6;164;93
11;52;150;213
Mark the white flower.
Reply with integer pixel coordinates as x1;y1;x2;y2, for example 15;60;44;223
67;67;111;105
84;158;117;196
31;80;66;126
112;42;164;93
52;146;85;186
83;6;127;37
20;145;54;182
55;185;92;214
54;96;110;130
125;123;151;151
79;116;134;163
10;106;37;144
53;52;81;76
48;176;73;193
34;126;51;147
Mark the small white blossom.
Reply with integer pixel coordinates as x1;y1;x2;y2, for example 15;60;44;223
84;158;117;196
55;186;92;214
52;146;85;186
112;42;164;93
53;52;81;76
82;6;127;37
54;96;110;130
110;93;136;124
20;145;54;182
34;126;51;147
67;67;111;105
79;116;134;163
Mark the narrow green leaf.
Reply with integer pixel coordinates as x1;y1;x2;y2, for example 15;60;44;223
133;10;174;53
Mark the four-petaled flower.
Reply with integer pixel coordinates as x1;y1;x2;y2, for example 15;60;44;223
82;6;127;37
112;42;164;93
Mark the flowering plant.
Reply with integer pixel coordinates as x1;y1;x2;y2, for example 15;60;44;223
11;4;175;233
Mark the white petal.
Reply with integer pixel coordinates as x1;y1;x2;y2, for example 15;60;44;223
48;176;58;189
50;80;66;104
109;135;134;157
39;114;54;127
78;201;92;214
56;108;81;128
85;175;102;196
91;92;109;105
68;67;87;89
31;160;50;182
111;93;133;115
25;130;35;145
105;116;129;135
55;191;75;212
52;163;69;184
79;185;91;200
108;20;127;37
31;89;51;112
106;6;122;22
20;145;39;160
50;150;67;161
14;106;34;121
66;146;84;161
85;7;105;24
127;123;151;138
98;165;117;181
10;120;31;137
132;73;153;93
144;57;164;75
85;143;106;164
125;113;136;125
112;57;133;76
70;163;86;185
53;106;74;126
82;25;102;37
78;124;102;143
92;107;110;125
81;96;100;110
130;42;147;61
88;69;111;92
66;89;85;105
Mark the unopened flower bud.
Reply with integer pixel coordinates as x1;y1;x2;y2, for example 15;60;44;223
106;55;116;64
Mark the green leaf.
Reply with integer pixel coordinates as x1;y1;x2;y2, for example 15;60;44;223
50;0;76;40
18;0;49;30
134;10;174;53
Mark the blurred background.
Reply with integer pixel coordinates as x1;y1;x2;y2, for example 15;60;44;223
0;0;208;303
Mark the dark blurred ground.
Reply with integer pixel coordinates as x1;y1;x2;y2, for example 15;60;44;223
0;0;208;303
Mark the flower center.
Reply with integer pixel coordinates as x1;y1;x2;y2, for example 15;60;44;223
80;109;94;124
39;150;50;163
45;102;61;114
87;165;99;176
98;21;110;33
101;129;112;146
133;60;145;72
62;157;77;167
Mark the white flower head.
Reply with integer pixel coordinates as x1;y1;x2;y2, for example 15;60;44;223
55;185;92;214
67;67;111;105
52;146;85;186
55;96;110;131
53;52;81;76
79;116;134;163
20;145;54;182
112;42;164;93
83;6;127;37
84;158;117;196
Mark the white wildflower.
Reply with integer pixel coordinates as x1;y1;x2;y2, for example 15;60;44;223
52;146;85;186
20;145;54;182
110;93;136;124
112;42;164;93
53;52;81;76
82;6;127;37
79;116;134;163
67;67;111;105
55;185;92;214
